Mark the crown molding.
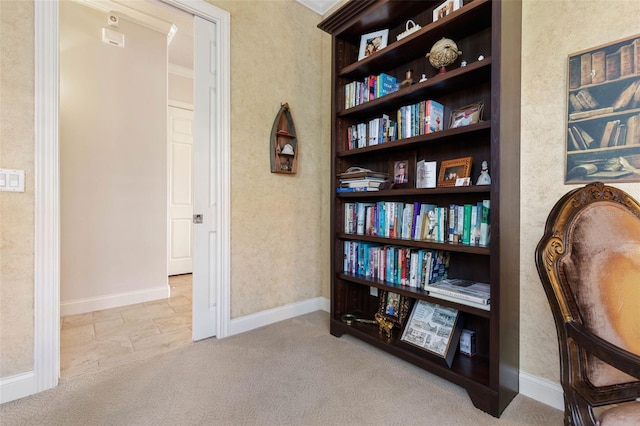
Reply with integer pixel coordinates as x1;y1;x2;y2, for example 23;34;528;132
296;0;341;16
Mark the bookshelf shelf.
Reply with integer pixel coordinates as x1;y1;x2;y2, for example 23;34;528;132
319;0;521;417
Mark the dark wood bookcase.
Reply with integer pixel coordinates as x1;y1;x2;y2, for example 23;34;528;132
318;0;521;417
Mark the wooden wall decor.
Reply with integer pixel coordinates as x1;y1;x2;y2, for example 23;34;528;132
270;103;298;174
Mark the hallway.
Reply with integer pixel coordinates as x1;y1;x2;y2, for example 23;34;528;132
60;275;192;378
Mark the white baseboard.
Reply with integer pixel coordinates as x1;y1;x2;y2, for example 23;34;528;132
0;371;35;404
60;285;169;316
228;297;330;336
519;371;564;411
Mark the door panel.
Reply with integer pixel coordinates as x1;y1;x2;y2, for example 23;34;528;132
168;105;194;276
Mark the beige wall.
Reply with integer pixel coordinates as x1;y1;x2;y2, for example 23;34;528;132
521;0;640;382
0;0;35;377
208;0;331;317
2;0;639;401
59;2;168;308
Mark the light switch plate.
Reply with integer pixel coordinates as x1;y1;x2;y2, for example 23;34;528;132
0;169;25;192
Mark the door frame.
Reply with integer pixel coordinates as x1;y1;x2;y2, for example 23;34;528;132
33;0;230;394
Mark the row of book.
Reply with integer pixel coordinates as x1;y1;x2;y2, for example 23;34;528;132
568;113;640;151
346;100;445;150
344;73;398;109
570;37;640;89
344;200;490;246
343;242;450;289
568;79;640;121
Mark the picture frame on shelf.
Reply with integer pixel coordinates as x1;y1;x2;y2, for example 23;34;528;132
358;29;389;60
449;101;484;129
438;157;472;187
377;290;412;328
400;300;463;367
389;152;416;189
433;0;462;23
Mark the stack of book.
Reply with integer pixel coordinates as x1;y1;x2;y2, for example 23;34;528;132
426;278;491;311
337;168;388;192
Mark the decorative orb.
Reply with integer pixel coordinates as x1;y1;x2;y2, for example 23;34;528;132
425;37;462;70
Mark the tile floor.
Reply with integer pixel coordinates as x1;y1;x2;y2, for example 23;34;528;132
60;274;193;378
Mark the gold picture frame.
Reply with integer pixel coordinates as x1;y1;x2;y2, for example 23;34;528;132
449;101;484;129
377;290;412;328
438;157;472;187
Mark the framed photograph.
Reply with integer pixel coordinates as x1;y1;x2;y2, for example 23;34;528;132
438;157;472;187
388;152;416;189
400;300;463;367
565;34;640;184
449;101;484;128
433;0;462;23
358;29;389;60
377;290;412;328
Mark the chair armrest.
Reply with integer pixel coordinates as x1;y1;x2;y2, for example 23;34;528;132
567;321;640;380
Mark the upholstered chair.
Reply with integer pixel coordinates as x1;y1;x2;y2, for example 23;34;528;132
536;182;640;426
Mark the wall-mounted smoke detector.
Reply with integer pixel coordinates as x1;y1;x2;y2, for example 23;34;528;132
102;27;125;48
107;13;119;27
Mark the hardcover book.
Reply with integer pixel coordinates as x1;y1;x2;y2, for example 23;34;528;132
427;278;491;305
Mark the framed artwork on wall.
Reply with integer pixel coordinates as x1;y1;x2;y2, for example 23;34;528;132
565;33;640;184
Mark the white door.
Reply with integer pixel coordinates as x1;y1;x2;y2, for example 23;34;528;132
192;15;218;340
168;104;194;276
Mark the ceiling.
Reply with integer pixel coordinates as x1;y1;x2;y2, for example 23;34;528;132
79;0;341;74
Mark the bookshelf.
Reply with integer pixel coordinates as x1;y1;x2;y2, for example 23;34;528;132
319;0;521;417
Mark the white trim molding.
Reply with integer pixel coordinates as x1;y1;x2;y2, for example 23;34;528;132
60;286;169;317
519;371;564;411
0;372;36;404
228;298;330;336
34;0;60;395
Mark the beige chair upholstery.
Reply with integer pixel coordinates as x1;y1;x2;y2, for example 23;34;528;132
536;182;640;426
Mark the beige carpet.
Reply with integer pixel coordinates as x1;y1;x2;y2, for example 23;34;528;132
0;311;562;425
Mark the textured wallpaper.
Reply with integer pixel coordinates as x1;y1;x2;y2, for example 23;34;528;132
209;1;331;318
0;0;35;376
521;0;640;382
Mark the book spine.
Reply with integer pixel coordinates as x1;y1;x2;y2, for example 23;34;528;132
591;50;606;84
633;38;640;75
620;44;634;76
462;204;472;245
580;53;592;86
480;200;490;246
569;56;581;89
606;49;621;81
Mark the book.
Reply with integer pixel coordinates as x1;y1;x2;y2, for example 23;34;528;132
569;106;614;121
570;126;588;150
340;180;385;189
569;56;581;89
606;49;621;80
427;278;491;305
627;114;640;145
573;125;595;148
479;200;490;246
591;50;606;84
336;187;379;193
580;52;592;86
428;291;491;311
599;120;620;148
415;160;437;188
575;89;599;108
633;38;640;75
613;80;640;111
620;43;634;77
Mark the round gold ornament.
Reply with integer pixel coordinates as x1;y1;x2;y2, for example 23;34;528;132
425;37;462;74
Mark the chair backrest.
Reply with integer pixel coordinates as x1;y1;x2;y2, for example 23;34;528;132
536;182;640;418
